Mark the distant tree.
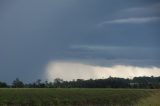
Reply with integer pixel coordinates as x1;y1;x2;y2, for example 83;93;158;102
44;81;53;88
35;79;41;87
1;76;160;88
0;81;8;88
12;78;24;88
33;79;46;88
54;78;63;88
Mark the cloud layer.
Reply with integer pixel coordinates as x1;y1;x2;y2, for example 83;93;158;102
45;61;160;81
99;3;160;26
0;1;159;82
70;45;159;51
100;17;160;25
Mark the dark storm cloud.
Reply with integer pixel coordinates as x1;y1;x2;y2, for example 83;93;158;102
0;0;160;82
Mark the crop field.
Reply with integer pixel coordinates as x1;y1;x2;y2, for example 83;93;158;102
0;88;159;106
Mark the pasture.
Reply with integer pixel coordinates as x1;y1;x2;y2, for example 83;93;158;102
0;88;159;106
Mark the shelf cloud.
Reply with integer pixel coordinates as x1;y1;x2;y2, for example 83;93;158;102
45;61;160;81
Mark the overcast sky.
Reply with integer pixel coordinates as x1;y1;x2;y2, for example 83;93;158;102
0;0;160;82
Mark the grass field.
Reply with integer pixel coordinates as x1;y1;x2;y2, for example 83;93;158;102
0;88;159;106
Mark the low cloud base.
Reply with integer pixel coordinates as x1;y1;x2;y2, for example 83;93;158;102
45;61;160;81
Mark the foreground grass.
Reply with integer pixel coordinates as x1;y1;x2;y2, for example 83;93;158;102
135;90;160;106
0;88;157;106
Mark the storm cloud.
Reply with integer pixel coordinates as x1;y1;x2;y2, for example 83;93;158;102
46;61;160;81
0;0;160;82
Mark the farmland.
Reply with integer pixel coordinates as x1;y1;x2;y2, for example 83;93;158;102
0;88;159;106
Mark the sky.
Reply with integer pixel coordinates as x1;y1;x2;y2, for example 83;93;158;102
0;0;160;82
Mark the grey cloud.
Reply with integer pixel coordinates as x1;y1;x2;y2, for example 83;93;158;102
70;45;159;52
68;45;160;62
122;3;160;17
99;3;160;26
100;17;160;25
0;0;159;82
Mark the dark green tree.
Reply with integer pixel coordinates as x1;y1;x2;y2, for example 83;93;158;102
0;81;8;88
12;78;24;88
54;78;63;88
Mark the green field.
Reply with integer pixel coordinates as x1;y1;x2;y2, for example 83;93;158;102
0;88;159;106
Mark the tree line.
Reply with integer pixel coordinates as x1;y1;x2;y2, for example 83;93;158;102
0;76;160;88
